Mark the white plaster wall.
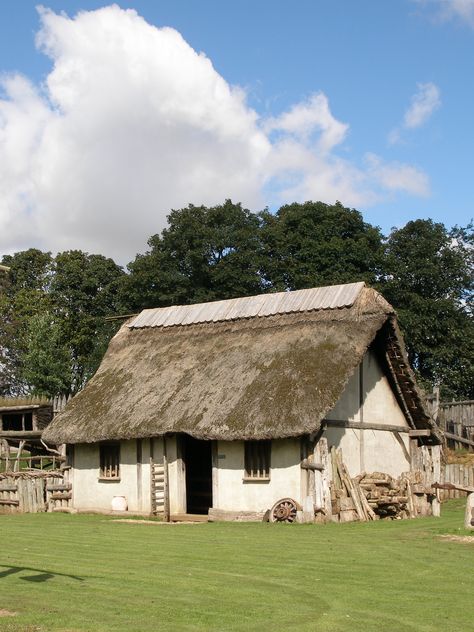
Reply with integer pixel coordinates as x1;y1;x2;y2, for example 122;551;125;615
213;438;301;512
363;429;410;477
362;351;407;426
361;351;411;475
323;349;411;478
326;368;360;421
72;439;152;513
324;427;362;477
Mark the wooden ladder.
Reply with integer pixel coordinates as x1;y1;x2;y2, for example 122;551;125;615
150;456;169;521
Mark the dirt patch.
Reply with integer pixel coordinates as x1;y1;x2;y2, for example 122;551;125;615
0;609;17;617
439;534;474;544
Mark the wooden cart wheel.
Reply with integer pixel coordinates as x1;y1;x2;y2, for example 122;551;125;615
269;498;301;523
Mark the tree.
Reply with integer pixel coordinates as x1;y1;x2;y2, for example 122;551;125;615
50;251;125;393
0;249;124;397
0;267;14;395
22;312;72;397
381;219;474;398
0;249;53;395
121;200;266;310
260;201;383;291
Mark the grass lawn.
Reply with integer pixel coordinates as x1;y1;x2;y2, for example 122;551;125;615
0;500;473;632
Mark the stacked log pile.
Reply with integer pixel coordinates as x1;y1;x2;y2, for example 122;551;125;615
356;472;412;519
330;447;433;522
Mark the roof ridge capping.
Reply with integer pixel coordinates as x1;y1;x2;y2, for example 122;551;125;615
127;282;390;330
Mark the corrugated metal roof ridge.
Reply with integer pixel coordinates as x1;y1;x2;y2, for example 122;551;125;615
128;282;366;329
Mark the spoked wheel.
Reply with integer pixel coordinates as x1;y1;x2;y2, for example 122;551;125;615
269;498;301;523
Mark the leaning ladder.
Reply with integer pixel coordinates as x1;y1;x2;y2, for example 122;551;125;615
150;455;170;521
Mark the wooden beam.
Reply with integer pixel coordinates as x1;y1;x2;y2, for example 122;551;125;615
300;459;324;471
104;313;139;322
444;432;474;448
0;431;43;439
409;429;432;437
0;405;41;412
323;419;411;433
0;484;17;492
433;482;474;494
393;431;411;462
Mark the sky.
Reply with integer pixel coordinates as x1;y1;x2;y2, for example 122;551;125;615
0;0;473;264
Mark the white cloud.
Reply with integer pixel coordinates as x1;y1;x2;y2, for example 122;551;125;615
264;93;348;153
365;154;430;197
389;82;440;144
404;82;441;129
449;0;474;25
0;6;431;263
0;6;270;262
416;0;474;28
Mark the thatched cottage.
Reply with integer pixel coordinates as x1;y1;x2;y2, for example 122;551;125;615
43;282;440;520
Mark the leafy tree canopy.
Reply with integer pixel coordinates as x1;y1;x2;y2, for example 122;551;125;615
0;249;124;397
381;219;474;399
121;200;266;309
260;201;384;291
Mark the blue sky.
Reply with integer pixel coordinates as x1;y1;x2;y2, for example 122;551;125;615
0;1;472;262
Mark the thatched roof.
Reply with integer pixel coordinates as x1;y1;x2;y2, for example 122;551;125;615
43;283;438;444
0;396;51;411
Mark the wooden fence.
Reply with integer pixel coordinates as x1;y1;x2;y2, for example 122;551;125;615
0;467;72;513
438;400;474;451
426;394;474;452
437;463;474;501
0;454;66;472
51;394;71;415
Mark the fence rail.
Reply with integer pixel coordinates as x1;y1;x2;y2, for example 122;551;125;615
0;454;66;473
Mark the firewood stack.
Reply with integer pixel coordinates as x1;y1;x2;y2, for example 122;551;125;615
330;447;433;522
356;472;410;519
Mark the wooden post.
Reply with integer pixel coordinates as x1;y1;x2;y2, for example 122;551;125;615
136;439;142;511
149;456;155;516
431;445;441;517
319;438;332;520
14;440;25;472
163;437;170;522
465;493;474;531
432;386;440;424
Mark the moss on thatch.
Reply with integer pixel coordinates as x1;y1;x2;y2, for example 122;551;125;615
43;287;436;444
0;396;50;409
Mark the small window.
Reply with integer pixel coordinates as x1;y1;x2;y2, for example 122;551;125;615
244;440;271;480
99;443;120;479
2;413;23;431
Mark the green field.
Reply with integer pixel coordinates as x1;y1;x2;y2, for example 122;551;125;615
0;500;473;632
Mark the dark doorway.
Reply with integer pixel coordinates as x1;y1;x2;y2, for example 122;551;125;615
183;436;212;515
